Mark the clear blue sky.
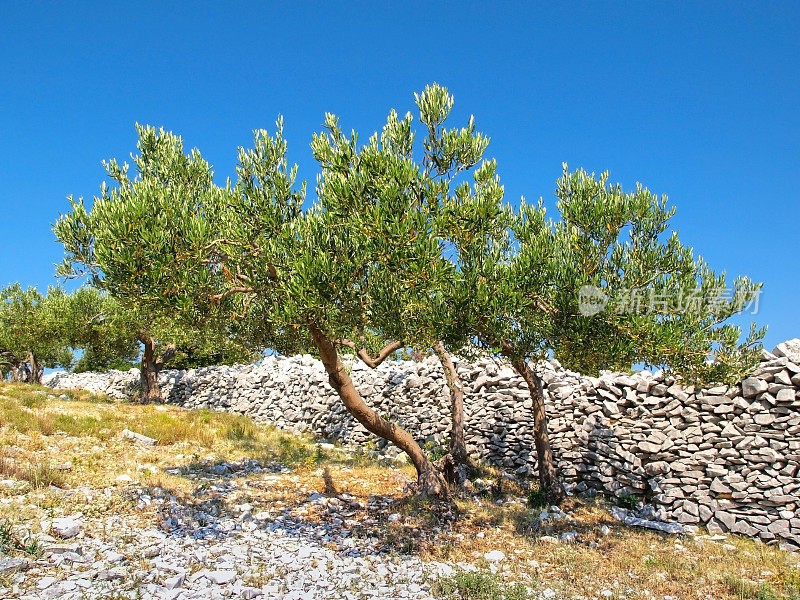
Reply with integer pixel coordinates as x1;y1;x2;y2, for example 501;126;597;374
1;1;797;350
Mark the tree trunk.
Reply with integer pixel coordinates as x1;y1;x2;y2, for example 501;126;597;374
28;352;43;384
433;342;474;483
509;356;563;503
139;336;162;403
308;322;448;498
13;362;30;383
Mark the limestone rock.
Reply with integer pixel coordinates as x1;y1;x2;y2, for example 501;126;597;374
742;377;768;398
774;339;800;363
51;515;82;539
121;428;157;446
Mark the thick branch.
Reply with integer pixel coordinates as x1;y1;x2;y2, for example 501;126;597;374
155;343;177;370
336;339;403;368
308;321;447;497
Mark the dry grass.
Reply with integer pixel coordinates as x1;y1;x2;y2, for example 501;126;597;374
0;381;798;599
0;447;65;489
0;382;355;474
415;494;800;599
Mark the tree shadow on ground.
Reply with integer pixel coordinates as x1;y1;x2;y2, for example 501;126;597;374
147;458;438;559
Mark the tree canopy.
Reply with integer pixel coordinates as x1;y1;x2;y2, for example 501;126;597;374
441;159;764;498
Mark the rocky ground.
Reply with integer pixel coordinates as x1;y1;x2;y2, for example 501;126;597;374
2;383;800;600
2;462;453;600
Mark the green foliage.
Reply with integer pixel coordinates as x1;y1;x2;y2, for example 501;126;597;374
424;440;450;462
0;284;75;380
51;85;765;478
188;83;494;360
526;487;549;509
433;570;531;600
53;128;261;376
49;84;483;367
445;160;764;384
617;492;639;511
0;521;42;557
54;124;219;314
59;286;140;373
166;334;259;370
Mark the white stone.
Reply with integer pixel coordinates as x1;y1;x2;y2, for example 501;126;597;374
163;573;184;589
774;339;800;363
37;577;58;590
51;515;82;539
207;570;237;585
484;550;506;562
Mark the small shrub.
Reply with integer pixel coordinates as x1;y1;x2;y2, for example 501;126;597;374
433;570;530;599
527;487;548;509
617;492;639;511
0;521;42;557
424;440;449;462
276;434;314;466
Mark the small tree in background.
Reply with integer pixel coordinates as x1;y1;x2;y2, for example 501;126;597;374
0;284;74;383
165;341;255;370
53;125;242;401
447;163;764;501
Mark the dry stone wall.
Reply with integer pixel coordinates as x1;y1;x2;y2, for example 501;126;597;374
44;339;800;549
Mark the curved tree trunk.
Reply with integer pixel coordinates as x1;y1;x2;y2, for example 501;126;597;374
139;336;162;403
433;342;474;483
509;356;563;503
308;322;448;498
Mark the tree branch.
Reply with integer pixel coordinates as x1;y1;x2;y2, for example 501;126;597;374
155;343;176;369
211;287;255;302
336;339;403;369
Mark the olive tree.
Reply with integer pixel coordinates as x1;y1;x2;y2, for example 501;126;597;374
446;164;764;501
51;87;506;496
124;86;485;496
0;284;75;382
201;99;470;495
312;86;489;483
53;125;237;401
